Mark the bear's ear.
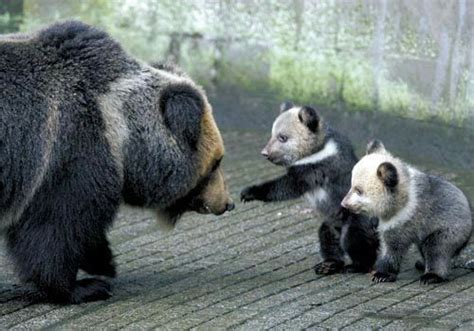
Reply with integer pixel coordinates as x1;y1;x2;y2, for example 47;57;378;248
377;162;398;189
298;106;320;132
160;83;204;149
366;139;386;155
279;101;294;113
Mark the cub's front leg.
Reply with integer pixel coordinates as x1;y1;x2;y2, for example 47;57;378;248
241;166;320;203
372;256;399;283
241;173;310;203
372;233;410;283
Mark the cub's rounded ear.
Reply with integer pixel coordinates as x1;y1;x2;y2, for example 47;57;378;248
298;106;320;132
279;101;294;113
366;139;386;155
377;162;398;189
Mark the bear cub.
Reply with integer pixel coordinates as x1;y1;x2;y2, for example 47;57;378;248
342;140;472;284
241;102;379;274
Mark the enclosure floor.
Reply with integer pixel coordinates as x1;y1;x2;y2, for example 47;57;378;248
1;131;473;330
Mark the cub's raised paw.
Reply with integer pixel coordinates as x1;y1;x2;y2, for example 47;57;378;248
240;186;258;203
420;273;445;285
314;260;344;275
372;271;397;283
70;278;112;304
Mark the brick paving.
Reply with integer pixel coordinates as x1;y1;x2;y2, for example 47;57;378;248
0;131;473;330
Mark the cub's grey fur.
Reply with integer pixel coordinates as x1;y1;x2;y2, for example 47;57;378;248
0;21;232;304
241;102;379;274
342;140;473;284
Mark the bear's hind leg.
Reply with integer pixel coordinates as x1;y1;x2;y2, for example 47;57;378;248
7;219;113;304
7;161;120;303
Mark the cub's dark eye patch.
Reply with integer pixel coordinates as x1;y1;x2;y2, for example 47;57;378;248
277;134;288;143
354;187;363;195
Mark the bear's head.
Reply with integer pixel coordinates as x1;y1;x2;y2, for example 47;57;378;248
156;85;234;228
341;140;409;220
261;101;325;166
189;105;234;216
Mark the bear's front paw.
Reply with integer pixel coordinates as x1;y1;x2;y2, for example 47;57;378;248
314;260;344;275
240;186;259;203
372;271;397;283
420;273;445;285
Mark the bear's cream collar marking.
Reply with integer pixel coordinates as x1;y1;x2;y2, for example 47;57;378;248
294;139;338;166
379;167;419;232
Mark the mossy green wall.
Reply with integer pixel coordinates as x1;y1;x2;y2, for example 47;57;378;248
1;0;473;126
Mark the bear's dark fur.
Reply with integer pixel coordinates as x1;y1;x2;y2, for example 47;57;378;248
0;21;231;304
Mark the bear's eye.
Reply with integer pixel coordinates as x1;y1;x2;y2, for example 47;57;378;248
211;157;222;172
277;134;288;143
354;187;363;195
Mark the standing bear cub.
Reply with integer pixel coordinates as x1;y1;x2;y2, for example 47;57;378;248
241;102;379;274
0;21;233;304
342;140;472;284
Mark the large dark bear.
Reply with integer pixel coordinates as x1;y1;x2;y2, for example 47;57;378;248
0;21;234;304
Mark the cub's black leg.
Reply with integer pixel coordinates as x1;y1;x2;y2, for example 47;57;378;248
80;234;116;278
342;216;379;273
372;253;403;283
241;173;312;203
373;230;411;283
373;253;400;283
314;221;345;275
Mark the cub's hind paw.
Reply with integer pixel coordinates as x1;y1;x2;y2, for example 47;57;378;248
314;260;344;275
70;278;112;304
372;271;397;283
420;273;445;285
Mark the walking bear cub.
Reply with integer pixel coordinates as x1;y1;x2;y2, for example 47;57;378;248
241;102;379;274
0;21;233;303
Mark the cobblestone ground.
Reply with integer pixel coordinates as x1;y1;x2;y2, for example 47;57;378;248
0;131;473;330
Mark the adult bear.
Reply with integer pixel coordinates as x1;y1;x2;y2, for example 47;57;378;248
0;21;234;304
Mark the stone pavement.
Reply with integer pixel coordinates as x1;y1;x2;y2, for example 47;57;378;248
0;131;473;330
